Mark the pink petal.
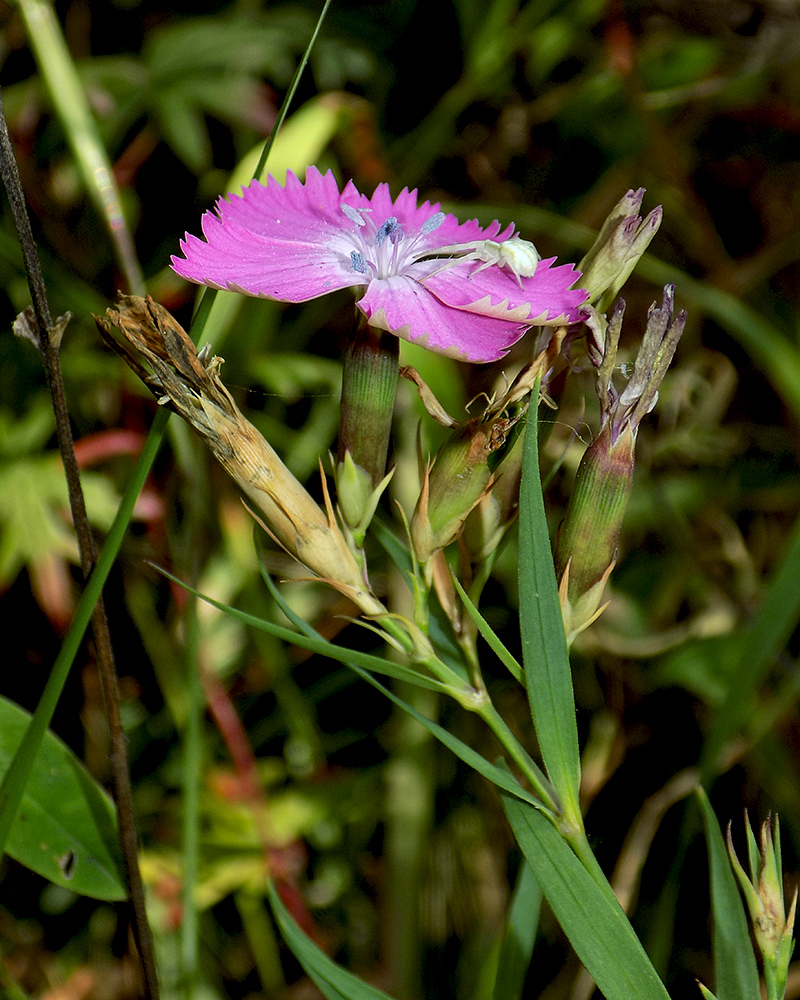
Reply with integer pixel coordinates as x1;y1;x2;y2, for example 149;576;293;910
357;275;529;363
171;167;365;301
426;259;589;326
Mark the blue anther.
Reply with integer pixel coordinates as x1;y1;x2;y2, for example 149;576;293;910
421;212;446;235
350;251;368;274
374;216;399;247
341;204;368;226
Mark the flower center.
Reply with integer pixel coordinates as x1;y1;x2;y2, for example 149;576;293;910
341;204;445;281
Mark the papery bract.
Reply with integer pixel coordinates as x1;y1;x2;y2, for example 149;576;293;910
172;167;588;363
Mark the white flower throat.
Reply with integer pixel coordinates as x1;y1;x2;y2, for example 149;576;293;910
340;203;539;287
342;204;446;280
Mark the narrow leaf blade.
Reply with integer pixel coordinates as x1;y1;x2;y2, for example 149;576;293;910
518;405;582;820
260;565;549;813
452;575;524;683
503;793;671;1000
156;565;447;692
696;788;760;1000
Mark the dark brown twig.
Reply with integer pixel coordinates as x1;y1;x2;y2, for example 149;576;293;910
0;88;160;1000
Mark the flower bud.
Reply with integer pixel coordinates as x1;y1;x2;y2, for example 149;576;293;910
411;416;513;564
578;188;662;310
97;295;385;618
728;814;796;999
335;450;394;547
462;428;524;563
555;286;685;642
554;419;635;642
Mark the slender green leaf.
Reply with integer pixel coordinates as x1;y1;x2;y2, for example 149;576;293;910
260;566;548;813
268;880;394;1000
491;861;542;1000
350;665;546;811
17;0;144;293
0;696;124;901
253;0;335;183
503;793;672;1000
451;575;524;684
518;404;582;822
696;789;760;1000
157;565;449;693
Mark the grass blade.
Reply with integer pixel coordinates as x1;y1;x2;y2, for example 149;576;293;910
503;793;672;1000
157;565;450;693
696;789;760;1000
451;574;524;684
260;565;550;813
518;399;582;824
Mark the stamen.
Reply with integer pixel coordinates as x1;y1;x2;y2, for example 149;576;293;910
341;204;369;226
350;251;368;274
421;211;446;235
374;217;399;247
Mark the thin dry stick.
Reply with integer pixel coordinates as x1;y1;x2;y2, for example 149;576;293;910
0;90;160;1000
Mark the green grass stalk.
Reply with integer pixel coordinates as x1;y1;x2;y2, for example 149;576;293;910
15;0;145;295
180;593;202;998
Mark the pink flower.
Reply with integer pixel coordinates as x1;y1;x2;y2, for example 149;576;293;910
171;167;588;363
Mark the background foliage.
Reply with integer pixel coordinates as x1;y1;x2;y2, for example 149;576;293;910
2;0;800;997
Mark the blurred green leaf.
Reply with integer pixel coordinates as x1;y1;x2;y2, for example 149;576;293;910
144;13;371;173
0;696;124;901
0;408;120;588
0;399;53;457
238;95;353;188
490;861;542;1000
249;352;341;480
703;513;800;776
655;635;739;707
639;36;721;92
268;878;394;1000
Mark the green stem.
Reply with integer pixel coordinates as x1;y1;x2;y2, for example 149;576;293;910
564;827;629;912
253;0;334;182
181;595;202;997
0;409;168;998
475;700;560;818
385;685;437;999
